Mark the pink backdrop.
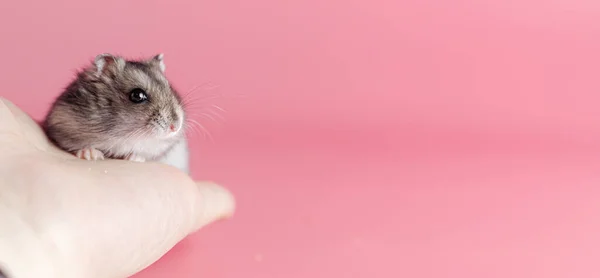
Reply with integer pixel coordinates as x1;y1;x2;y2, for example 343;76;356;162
2;0;600;277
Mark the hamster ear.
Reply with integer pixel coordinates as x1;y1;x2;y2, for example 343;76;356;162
149;53;166;73
93;53;125;77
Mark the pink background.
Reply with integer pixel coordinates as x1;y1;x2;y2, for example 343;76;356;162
2;0;600;277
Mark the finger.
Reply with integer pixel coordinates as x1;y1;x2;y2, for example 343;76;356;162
191;181;236;232
0;98;20;134
45;158;234;277
0;97;50;151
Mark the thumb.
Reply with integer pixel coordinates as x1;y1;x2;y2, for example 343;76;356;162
192;181;236;232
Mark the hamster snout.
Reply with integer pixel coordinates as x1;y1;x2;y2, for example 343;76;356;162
152;105;184;138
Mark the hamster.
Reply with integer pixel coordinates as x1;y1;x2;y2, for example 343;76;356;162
43;53;187;164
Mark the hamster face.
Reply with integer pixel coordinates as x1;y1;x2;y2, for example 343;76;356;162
102;59;184;139
91;54;185;140
45;53;186;160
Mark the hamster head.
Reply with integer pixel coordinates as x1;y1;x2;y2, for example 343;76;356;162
83;53;185;140
43;53;188;160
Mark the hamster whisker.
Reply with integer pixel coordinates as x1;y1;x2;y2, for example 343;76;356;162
184;123;205;141
194;112;219;123
186;119;210;141
105;128;145;153
120;128;147;146
209;104;227;113
205;106;227;122
120;128;155;157
183;86;224;98
183;105;222;117
180;87;221;106
181;82;221;100
104;131;132;152
183;123;200;138
182;117;201;134
182;94;224;108
181;84;205;99
126;129;153;154
186;119;214;143
182;101;227;113
204;109;226;122
184;82;248;100
185;108;226;123
128;128;151;144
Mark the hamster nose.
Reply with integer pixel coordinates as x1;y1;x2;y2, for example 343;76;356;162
169;124;176;132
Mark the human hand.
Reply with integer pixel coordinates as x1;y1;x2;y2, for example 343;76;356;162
0;97;235;278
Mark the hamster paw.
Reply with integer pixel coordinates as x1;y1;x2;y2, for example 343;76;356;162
125;153;146;162
75;148;105;160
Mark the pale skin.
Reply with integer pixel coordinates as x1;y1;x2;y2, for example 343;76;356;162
0;97;235;278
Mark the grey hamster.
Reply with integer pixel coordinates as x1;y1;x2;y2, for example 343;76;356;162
43;53;186;162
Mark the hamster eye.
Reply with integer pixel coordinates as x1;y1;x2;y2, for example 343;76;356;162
129;88;148;103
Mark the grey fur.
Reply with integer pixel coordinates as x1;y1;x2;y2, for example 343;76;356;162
43;53;185;161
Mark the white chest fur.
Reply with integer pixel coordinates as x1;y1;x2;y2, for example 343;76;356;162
157;137;190;174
